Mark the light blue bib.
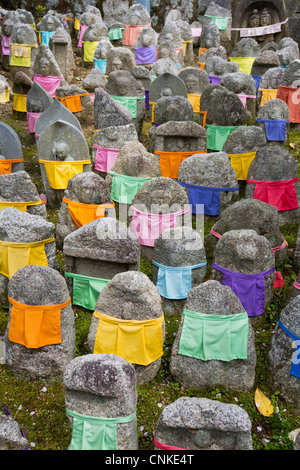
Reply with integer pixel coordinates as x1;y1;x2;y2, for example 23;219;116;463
40;30;55;46
93;58;107;75
152;260;207;299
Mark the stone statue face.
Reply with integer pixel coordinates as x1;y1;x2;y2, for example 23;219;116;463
160;86;173;97
142;33;152;47
16;28;27;44
164;32;173;42
31;97;43;113
3;22;12;36
185;75;199;93
53;140;70;161
204;25;220;49
116;76;131;96
130;11;141;26
46;18;55;31
249;10;260;28
260;10;271;26
111;56;123;71
158;45;170;58
40;57;51;76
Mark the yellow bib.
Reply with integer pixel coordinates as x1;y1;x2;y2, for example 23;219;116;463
39;160;91;190
82;41;99;62
149;101;156;123
10;43;37;67
8;296;71;349
0;238;55;279
63;197;115;227
93;311;164;366
74;18;80;30
229;57;256;74
228;152;256;180
0;200;43;212
182;39;193;55
13;93;27;112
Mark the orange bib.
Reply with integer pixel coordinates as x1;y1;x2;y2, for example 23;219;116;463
0;158;23;175
258;88;278;107
55;93;90;113
8;296;71;349
154;150;206;179
63;197;115;227
198;48;208;68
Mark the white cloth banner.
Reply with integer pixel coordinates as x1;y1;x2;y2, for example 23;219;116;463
232;18;288;37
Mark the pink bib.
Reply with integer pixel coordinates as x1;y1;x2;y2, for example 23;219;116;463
130;206;190;247
93;144;120;173
237;94;256;107
2;35;11;55
293;280;300;290
77;24;89;47
153;431;187;451
123;24;151;46
246;177;298;211
33;74;63;97
26;111;41;134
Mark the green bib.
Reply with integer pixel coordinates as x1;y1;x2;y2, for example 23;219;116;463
108;28;124;40
178;309;249;361
109;171;152;204
66;409;136;450
110;95;144;119
206;124;246;151
204;15;231;30
65;272;109;311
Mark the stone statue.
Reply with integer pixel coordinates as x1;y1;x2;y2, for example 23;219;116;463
200;23;220;49
52;140;73;161
248;7;274;46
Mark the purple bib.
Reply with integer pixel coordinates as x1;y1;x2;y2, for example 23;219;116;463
212;262;275;317
134;46;157;65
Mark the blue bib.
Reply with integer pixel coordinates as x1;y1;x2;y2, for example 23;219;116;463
93;58;107;75
153;260;207;299
278;320;300;378
178;181;239;216
252;75;261;93
256;119;288;142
